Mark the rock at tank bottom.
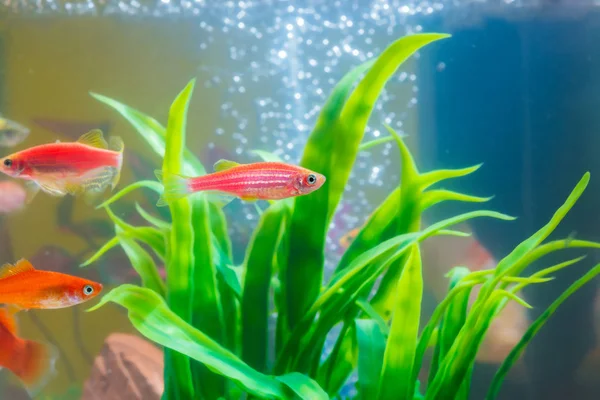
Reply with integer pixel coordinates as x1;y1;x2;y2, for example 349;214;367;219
82;333;164;400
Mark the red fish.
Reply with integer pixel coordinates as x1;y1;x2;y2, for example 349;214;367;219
0;259;103;311
0;181;27;214
0;308;57;396
155;159;326;207
0;130;124;202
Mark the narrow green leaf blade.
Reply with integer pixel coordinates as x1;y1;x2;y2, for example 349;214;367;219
161;79;197;399
276;372;329;400
190;196;226;398
90;92;205;176
117;233;166;297
355;319;387;399
89;285;295;399
378;245;423;400
242;201;289;372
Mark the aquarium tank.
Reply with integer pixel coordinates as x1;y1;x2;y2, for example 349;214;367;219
1;0;600;399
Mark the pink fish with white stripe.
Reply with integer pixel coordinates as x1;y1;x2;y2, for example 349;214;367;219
154;159;326;207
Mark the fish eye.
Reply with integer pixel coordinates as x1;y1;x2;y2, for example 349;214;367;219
83;285;94;296
307;174;317;185
3;159;12;167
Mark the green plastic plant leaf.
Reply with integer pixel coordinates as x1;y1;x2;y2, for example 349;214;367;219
355;319;387;400
242;201;290;372
190;195;226;398
208;201;239;353
428;267;472;387
90;92;205;176
79;236;120;267
95;180;162;209
319;126;492;394
486;262;600;399
355;299;390;336
135;202;171;231
117;232;166;297
358;136;396;152
285;33;450;332
276;372;329;400
283;58;374;330
89;285;327;400
104;206;166;259
425;174;593;400
161;79;197;399
278;210;513;376
378;245;423;400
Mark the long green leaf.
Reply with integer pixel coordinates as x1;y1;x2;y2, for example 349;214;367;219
355;319;387;399
89;285;327;400
95;180;162;209
242;201;290;372
90;92;205;176
486;263;600;399
162;79;197;399
190;195;226;398
117;232;166;297
284;59;374;330
378;245;423;400
104;206;166;259
285;33;449;331
80;236;120;267
276;373;328;400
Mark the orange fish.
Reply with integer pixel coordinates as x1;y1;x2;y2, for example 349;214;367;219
0;259;102;311
0;308;57;396
0;129;124;202
155;159;326;207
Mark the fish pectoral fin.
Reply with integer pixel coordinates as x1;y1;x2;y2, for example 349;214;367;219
0;258;35;280
240;196;258;203
204;191;237;209
213;159;242;172
36;181;67;197
24;181;40;204
77;129;108;149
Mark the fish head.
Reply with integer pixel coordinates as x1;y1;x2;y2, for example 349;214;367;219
0;154;26;177
63;278;103;305
292;169;326;195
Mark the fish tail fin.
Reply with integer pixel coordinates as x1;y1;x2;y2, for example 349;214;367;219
154;170;193;207
15;339;58;397
108;136;125;190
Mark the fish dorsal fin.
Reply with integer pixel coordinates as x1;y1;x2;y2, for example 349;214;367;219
214;159;241;172
77;129;107;149
0;308;17;335
0;259;35;280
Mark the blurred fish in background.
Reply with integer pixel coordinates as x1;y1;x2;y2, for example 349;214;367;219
0;181;27;215
0;117;29;148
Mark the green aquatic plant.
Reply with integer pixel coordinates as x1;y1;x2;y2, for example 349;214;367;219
82;32;600;400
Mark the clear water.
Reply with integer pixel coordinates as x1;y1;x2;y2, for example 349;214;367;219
0;1;598;399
